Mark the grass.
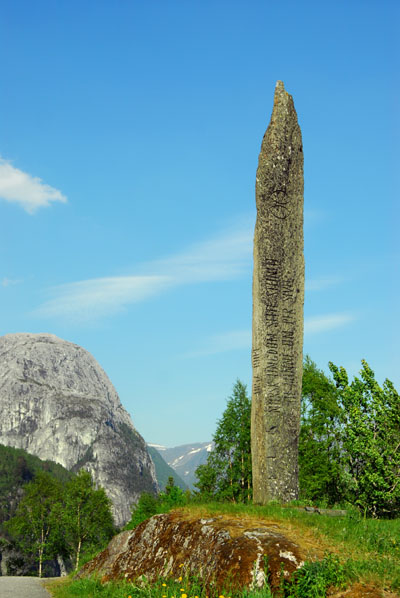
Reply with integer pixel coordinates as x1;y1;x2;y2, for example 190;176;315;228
47;573;274;598
47;501;400;598
188;500;400;554
183;502;400;588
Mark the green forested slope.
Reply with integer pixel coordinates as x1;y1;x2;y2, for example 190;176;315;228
147;445;188;491
0;443;72;523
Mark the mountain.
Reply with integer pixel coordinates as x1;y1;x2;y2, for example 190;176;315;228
149;442;213;489
0;333;158;527
146;445;188;491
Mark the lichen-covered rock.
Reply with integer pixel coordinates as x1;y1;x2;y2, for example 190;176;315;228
0;333;157;526
79;511;306;592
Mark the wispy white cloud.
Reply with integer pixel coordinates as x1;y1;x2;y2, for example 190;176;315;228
149;226;253;284
0;158;67;213
304;312;355;335
35;275;172;322
183;329;252;358
2;277;23;287
184;312;355;357
306;276;344;292
35;224;253;322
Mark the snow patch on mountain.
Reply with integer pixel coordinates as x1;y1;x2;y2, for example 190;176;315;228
149;442;213;489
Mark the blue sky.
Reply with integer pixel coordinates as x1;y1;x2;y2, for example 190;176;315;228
1;0;398;446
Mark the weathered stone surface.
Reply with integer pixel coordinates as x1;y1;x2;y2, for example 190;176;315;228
79;511;306;592
251;81;304;504
0;333;158;526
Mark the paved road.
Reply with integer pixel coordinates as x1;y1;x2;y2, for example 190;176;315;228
0;576;53;598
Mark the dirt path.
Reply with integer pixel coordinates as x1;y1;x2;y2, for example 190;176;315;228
0;576;53;598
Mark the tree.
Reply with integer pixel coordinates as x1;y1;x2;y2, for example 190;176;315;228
299;356;344;506
329;360;400;517
124;492;160;530
193;462;217;501
6;471;62;577
124;477;188;531
195;380;252;502
160;476;186;508
62;470;114;571
195;362;400;517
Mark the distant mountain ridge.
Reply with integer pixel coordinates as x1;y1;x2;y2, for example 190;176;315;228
148;442;213;489
146;445;188;491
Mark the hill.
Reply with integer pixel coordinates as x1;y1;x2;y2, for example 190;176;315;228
146;445;188;491
54;503;400;597
149;442;212;489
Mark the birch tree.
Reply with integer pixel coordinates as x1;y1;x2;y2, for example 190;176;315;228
6;471;62;577
63;469;114;570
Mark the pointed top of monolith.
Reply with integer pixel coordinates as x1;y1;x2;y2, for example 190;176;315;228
271;80;295;118
274;80;288;101
258;81;302;172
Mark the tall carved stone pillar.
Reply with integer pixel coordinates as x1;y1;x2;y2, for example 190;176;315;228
251;81;304;504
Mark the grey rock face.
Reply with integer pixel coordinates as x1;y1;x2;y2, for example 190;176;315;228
0;333;157;526
251;81;304;504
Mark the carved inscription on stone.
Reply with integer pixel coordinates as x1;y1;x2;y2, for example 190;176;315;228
251;81;304;505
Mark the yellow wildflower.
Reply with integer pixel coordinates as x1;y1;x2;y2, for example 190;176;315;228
182;594;187;598
179;563;184;567
178;576;182;582
162;584;167;587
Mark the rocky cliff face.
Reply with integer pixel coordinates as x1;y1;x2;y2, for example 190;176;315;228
0;333;157;526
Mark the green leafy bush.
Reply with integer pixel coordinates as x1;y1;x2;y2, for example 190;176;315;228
329;360;400;517
284;553;347;597
124;477;188;530
299;357;345;506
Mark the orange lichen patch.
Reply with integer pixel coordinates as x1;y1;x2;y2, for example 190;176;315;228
79;511;309;592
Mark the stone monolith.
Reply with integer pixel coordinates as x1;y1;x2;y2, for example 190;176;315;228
251;81;304;504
